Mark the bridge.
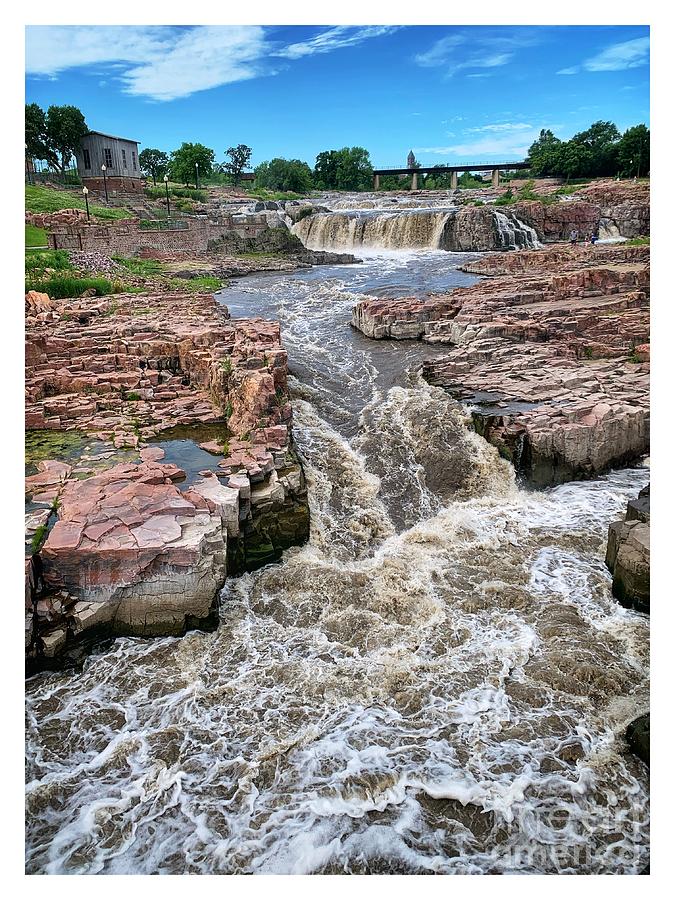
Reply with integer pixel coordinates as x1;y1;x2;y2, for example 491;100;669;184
371;160;530;191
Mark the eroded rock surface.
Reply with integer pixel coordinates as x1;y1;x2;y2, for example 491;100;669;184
352;244;649;484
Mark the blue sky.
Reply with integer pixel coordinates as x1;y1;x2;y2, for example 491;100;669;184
25;25;650;168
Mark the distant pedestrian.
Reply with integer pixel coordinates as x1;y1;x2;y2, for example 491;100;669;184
591;233;598;245
570;229;578;245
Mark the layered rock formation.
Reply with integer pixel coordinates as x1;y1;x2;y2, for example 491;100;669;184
606;484;650;613
352;244;649;484
25;291;309;670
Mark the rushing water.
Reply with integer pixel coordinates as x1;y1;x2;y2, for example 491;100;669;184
25;250;649;874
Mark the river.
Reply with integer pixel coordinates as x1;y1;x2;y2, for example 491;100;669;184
25;248;649;874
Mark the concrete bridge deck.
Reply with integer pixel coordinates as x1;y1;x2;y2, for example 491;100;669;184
372;160;529;190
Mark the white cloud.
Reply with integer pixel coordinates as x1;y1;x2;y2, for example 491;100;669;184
557;36;649;76
414;28;541;78
276;25;399;60
25;24;398;102
467;122;533;133
415;129;541;160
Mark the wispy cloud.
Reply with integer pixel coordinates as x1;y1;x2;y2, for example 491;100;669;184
467;122;533;133
414;27;541;78
275;25;399;60
25;24;399;101
557;36;649;76
415;127;543;160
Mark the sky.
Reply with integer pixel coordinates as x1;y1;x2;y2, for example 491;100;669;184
25;24;650;168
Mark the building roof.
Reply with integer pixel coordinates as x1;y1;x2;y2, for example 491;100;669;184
84;131;140;144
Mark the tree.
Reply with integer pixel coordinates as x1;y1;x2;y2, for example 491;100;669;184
571;121;620;176
25;103;48;161
254;158;313;194
314;147;373;191
617;125;650;177
169;142;215;186
223;144;252;186
314;150;340;189
527;129;563;176
44;105;88;172
139;148;169;185
25;103;88;172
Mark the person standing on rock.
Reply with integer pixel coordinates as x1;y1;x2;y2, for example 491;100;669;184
570;229;578;245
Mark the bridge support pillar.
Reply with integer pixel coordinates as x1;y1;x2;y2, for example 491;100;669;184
492;168;500;188
373;173;380;191
450;171;458;190
411;172;418;191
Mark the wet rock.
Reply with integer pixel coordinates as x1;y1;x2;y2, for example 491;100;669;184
606;484;650;613
625;713;649;765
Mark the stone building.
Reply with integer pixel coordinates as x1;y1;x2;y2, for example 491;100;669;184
75;131;144;193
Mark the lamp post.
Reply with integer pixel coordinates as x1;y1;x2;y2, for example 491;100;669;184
101;164;109;203
82;186;90;221
164;174;171;219
195;161;200;189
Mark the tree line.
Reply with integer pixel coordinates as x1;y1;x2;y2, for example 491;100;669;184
527;121;649;180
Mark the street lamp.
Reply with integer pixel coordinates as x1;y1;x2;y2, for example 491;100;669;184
195;161;200;190
164;173;171;219
82;186;90;221
101;164;109;203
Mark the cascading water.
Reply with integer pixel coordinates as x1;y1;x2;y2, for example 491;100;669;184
25;250;648;875
292;207;540;252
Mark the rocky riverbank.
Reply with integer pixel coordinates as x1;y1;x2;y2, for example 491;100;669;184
606;483;650;614
351;243;649;484
25;289;309;671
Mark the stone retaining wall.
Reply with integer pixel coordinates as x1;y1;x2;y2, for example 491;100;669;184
47;215;275;255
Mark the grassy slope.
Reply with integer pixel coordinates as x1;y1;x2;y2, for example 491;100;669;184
26;185;132;220
25;224;48;248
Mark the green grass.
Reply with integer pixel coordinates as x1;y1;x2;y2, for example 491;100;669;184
25;249;73;281
113;256;164;277
246;189;304;201
167;276;222;292
25;224;48;248
26;185;132;220
25;275;118;299
625;236;650;246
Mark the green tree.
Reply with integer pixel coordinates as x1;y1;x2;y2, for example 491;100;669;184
169;142;215;186
44;105;88;172
617;124;650;177
223;144;252;186
139;148;169;185
25;103;48;161
527;129;563;176
571;120;620;176
25;103;88;172
254;158;313;193
313;150;340;189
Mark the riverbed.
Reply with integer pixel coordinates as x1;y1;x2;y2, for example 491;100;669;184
25;249;649;874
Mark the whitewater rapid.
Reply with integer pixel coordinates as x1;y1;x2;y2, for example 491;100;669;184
25;250;649;874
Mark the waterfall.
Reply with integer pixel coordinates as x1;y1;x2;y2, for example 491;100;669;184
293;207;541;252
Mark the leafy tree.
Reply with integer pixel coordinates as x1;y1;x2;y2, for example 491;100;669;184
25;103;48;161
139;148;169;185
25;103;88;172
617;125;650;177
527;129;563;176
223;144;252;185
314;147;373;191
314;151;340;189
45;105;88;172
254;158;313;194
169;142;215;186
571;121;620;176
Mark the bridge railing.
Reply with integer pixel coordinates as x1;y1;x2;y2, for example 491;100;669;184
372;161;529;172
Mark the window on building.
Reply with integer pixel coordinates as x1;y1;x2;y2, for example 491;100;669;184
104;148;113;168
132;151;137;171
83;148;91;170
121;148;127;168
